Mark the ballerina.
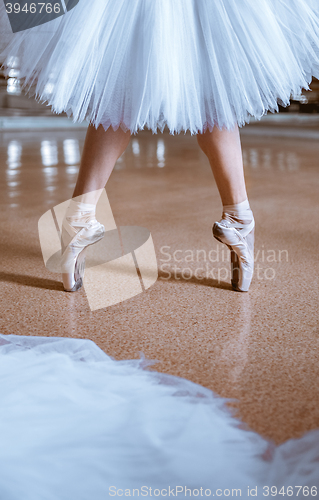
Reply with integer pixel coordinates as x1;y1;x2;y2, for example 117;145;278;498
1;0;318;293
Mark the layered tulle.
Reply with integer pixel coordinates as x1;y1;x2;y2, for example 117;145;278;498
1;0;319;133
0;334;319;500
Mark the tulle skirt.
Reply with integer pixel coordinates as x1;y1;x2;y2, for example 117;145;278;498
1;0;319;134
0;334;319;499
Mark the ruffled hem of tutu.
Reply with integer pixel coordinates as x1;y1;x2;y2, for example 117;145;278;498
17;76;304;136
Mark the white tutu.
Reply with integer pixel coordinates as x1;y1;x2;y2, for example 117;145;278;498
0;334;319;499
1;0;319;133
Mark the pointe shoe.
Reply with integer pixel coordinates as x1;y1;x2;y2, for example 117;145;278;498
60;215;105;292
212;216;255;292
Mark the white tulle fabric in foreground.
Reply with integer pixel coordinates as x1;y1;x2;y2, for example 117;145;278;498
1;0;319;134
0;334;319;500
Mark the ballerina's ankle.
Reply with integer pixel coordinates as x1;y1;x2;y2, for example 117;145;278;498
64;200;97;231
221;199;254;227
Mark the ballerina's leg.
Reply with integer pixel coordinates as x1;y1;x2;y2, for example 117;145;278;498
197;125;247;206
60;124;131;291
73;124;131;201
197;126;255;292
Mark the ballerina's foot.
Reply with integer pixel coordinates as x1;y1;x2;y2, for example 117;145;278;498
212;215;255;292
62;249;86;292
61;212;105;292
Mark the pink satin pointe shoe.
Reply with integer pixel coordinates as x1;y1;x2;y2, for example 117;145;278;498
60;213;105;292
212;216;255;292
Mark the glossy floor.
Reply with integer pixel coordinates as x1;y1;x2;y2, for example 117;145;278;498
0;125;318;444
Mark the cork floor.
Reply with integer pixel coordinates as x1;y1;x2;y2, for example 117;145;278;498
0;125;318;444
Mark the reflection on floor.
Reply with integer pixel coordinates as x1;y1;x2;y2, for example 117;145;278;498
0;127;318;444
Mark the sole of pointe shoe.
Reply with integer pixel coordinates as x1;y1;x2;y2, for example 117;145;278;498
63;249;86;292
236;227;255;292
230;230;255;292
230;250;241;291
66;277;83;293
